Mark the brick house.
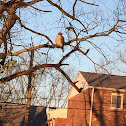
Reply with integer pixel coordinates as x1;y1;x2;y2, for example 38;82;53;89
47;71;126;126
0;102;47;126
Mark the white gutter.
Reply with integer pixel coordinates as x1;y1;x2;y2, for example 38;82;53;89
88;86;126;92
89;87;94;126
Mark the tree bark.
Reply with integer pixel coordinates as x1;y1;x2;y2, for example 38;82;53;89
24;50;34;126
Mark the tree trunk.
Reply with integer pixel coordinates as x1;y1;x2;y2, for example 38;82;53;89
24;50;34;126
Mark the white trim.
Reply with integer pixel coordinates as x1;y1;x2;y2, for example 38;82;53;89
52;118;55;126
88;86;126;92
89;88;94;126
111;93;123;110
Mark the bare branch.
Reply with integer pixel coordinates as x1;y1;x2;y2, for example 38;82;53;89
118;20;126;22
67;20;119;45
0;63;68;82
79;0;99;6
30;5;52;12
115;30;126;34
24;0;43;6
59;46;78;64
86;40;107;60
47;0;88;34
9;44;56;56
0;11;17;47
78;48;111;76
119;51;126;64
73;0;78;18
0;43;66;57
16;15;54;45
55;67;82;93
22;1;51;12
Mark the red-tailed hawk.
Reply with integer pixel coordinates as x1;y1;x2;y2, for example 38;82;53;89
55;32;64;52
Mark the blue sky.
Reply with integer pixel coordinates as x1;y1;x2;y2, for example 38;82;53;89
11;0;126;77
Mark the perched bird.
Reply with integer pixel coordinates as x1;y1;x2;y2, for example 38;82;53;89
55;32;64;52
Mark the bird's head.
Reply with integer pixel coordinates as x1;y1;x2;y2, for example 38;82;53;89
58;32;62;35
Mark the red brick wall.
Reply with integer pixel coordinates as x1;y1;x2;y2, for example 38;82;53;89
92;89;126;126
67;88;126;126
55;118;68;126
67;88;92;126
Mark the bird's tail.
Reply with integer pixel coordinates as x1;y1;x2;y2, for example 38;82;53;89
62;47;64;52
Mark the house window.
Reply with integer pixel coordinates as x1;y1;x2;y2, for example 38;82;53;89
111;93;123;109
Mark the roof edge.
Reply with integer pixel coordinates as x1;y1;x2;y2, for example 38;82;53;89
87;86;126;92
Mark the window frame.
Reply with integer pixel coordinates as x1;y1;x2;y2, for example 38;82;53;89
111;93;123;110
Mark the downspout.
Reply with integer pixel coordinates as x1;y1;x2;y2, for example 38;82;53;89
89;87;94;126
52;118;55;126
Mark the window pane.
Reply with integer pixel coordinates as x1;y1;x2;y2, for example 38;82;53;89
117;96;121;108
111;94;123;109
111;95;117;107
112;95;117;104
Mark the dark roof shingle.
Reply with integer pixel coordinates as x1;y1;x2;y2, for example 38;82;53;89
80;71;126;89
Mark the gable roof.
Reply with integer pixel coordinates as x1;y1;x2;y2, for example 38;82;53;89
67;71;126;100
80;71;126;89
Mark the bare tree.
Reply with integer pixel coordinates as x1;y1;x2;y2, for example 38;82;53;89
0;53;74;111
0;0;125;84
0;0;126;125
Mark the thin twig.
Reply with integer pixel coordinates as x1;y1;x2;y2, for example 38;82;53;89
16;15;54;45
79;0;99;6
